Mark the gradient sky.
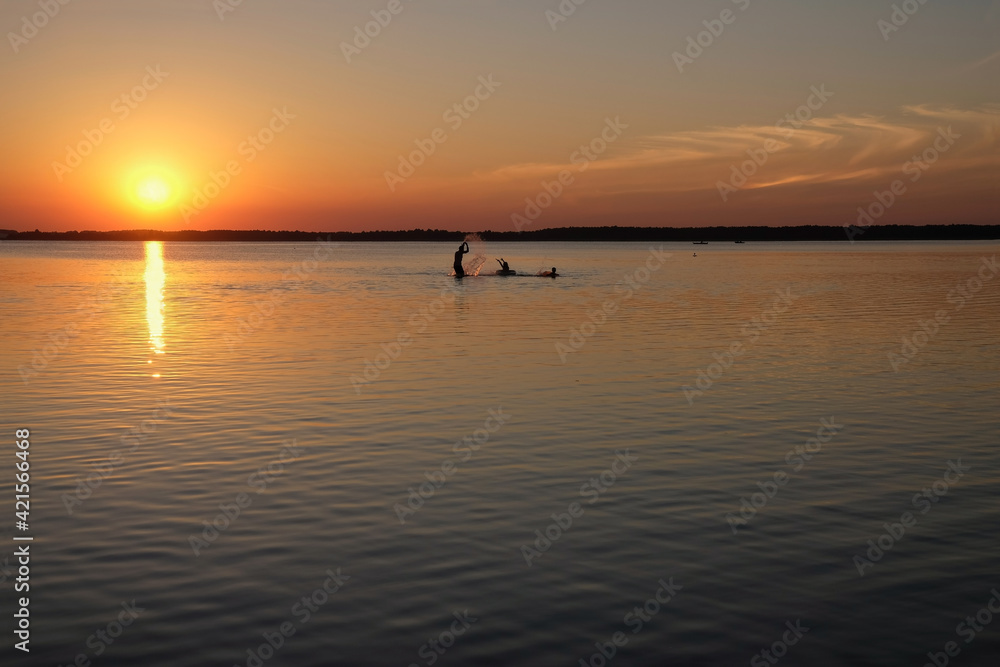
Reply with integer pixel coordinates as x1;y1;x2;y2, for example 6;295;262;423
1;0;998;231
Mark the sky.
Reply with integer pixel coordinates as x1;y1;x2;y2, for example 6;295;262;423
0;0;998;232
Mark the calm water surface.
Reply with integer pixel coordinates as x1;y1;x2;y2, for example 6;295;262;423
1;240;998;666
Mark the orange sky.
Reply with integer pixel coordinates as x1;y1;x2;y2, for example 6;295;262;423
1;0;998;231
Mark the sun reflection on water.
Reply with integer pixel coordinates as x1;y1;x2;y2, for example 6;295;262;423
145;241;165;364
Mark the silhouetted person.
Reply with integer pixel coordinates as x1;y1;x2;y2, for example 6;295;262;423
454;242;470;277
541;267;558;277
496;258;510;271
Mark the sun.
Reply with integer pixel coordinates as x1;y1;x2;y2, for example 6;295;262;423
136;176;172;208
123;166;182;214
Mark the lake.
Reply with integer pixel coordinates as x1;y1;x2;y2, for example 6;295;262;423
1;240;998;666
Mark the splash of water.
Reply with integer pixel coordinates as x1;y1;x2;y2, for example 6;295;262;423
464;233;488;276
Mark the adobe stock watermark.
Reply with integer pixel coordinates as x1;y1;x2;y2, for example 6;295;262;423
350;284;460;394
62;398;176;515
18;267;131;384
340;0;418;64
8;0;74;54
54;600;145;666
233;566;351;667
672;0;753;74
394;407;510;524
845;126;960;242
726;417;844;534
511;117;628;231
922;589;1000;667
888;255;997;371
52;66;169;182
683;287;799;404
520;449;638;567
12;548;29;652
750;620;810;667
223;236;339;353
180;107;295;222
385;75;501;192
408;611;478;667
189;440;303;555
545;0;592;31
878;0;931;41
18;323;79;384
717;85;834;202
213;0;249;21
852;459;970;576
576;578;682;667
556;246;670;362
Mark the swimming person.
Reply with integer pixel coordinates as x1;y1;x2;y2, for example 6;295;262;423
541;267;558;277
454;241;470;277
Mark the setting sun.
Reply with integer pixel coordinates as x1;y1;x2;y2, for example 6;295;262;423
137;177;171;207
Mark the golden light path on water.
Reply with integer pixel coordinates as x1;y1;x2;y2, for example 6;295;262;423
145;241;165;373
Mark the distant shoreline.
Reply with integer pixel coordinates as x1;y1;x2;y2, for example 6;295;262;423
0;225;997;243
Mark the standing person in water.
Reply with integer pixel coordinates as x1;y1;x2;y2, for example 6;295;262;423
454;241;470;277
541;267;558;277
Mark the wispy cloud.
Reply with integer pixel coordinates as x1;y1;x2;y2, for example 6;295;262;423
963;49;1000;70
476;105;1000;199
